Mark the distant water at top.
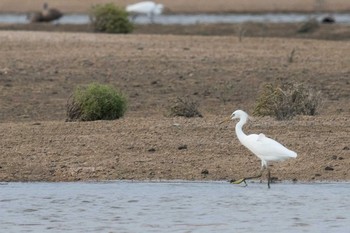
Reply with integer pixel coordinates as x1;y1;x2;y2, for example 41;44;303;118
0;13;350;25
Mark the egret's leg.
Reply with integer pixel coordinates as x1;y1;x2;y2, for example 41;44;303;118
130;15;138;23
267;168;271;189
150;13;155;23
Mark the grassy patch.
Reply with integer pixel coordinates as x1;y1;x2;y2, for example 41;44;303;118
67;83;127;121
89;3;133;33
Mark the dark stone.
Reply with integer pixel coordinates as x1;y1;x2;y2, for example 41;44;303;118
178;145;187;150
201;169;209;175
148;148;156;152
325;166;334;171
321;16;335;24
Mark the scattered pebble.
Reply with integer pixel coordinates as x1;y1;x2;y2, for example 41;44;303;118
178;145;187;150
343;146;349;150
148;148;156;152
325;166;334;171
201;169;209;175
270;177;278;183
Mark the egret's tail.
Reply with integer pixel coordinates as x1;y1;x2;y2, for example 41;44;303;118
288;150;297;158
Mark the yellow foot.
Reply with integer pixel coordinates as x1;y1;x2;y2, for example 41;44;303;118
230;178;247;186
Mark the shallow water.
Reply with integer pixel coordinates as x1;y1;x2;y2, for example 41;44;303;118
1;181;349;233
0;13;350;25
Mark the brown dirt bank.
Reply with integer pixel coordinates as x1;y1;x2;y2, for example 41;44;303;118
1;22;349;41
1;116;349;182
0;31;349;182
1;0;350;14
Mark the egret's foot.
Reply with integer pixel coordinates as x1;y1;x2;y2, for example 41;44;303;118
230;178;247;187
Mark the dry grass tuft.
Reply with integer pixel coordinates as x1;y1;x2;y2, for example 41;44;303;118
168;97;202;118
297;18;319;33
253;82;322;120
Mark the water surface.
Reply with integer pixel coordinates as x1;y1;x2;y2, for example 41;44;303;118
1;181;349;233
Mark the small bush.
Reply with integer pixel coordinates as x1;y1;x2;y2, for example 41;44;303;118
297;18;319;33
89;3;133;33
253;82;322;120
168;97;202;118
67;83;127;121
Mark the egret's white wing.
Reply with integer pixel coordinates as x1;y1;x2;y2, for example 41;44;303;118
243;133;297;162
126;1;156;14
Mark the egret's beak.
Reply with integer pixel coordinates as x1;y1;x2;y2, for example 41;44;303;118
219;117;231;125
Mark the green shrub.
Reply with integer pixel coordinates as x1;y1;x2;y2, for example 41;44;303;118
67;83;127;121
89;3;133;33
168;97;202;118
253;82;322;120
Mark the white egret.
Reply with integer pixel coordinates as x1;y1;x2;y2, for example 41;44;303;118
126;1;164;23
223;110;297;188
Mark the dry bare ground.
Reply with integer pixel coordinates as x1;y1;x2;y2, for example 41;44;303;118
0;30;349;183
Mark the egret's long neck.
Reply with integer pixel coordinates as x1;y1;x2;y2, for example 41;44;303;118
235;116;248;143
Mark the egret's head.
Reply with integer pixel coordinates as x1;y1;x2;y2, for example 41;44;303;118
231;110;248;120
154;4;164;14
219;109;249;125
